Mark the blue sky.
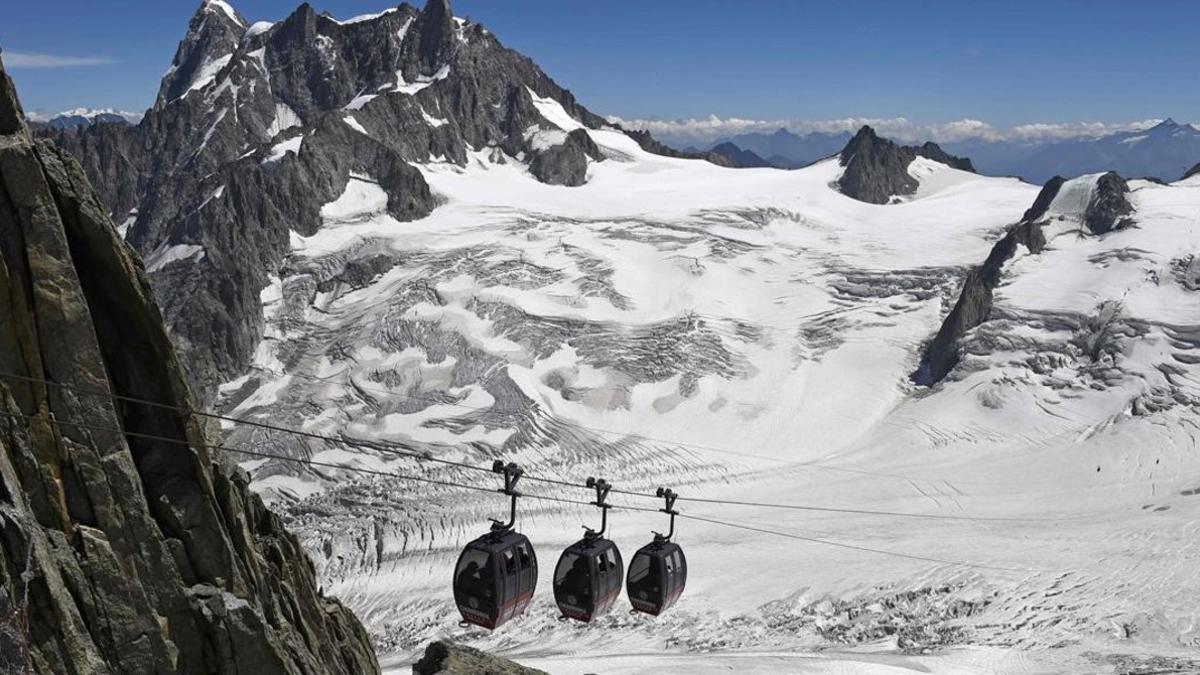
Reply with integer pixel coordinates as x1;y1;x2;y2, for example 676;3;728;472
3;0;1198;131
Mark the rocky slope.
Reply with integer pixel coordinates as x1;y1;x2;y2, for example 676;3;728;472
0;55;377;674
913;170;1137;385
837;125;975;204
45;0;693;402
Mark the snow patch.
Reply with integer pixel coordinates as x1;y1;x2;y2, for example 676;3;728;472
320;173;389;222
525;86;584;131
263;135;303;164
145;244;206;273
394;64;450;95
244;21;273;39
421;107;448;127
181;53;233;99
343;115;369;135
266;102;301;138
205;0;243;26
326;7;399;25
345;94;378;111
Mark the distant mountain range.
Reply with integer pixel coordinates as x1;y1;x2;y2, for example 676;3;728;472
943;118;1200;183
25;107;145;131
682;119;1200;181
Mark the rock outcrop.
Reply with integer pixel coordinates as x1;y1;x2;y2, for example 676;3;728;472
529;127;603;186
836;126;975;204
1083;171;1135;235
913;167;1142;385
1184;162;1200;181
412;641;546;675
0;54;377;674
912;181;1053;386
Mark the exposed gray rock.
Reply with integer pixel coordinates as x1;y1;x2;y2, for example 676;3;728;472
1083;171;1135;235
0;55;378;674
530;128;604;186
1184;162;1200;181
912;180;1051;385
836;126;975;204
1020;175;1066;223
412;640;547;675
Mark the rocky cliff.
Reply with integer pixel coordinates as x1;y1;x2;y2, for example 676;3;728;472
837;126;975;204
0;54;377;674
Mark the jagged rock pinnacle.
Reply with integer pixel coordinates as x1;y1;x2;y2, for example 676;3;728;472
837;125;974;204
415;0;456;75
0;56;28;136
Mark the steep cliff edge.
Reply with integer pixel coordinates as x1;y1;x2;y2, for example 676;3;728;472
0;55;377;674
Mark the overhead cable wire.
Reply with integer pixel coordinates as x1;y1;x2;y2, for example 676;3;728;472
0;372;1090;523
0;409;1054;574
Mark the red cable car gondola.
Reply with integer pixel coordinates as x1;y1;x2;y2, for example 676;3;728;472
453;461;538;629
627;487;687;616
554;478;625;622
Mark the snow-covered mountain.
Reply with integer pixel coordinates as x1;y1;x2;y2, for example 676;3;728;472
692;121;1200;184
26;107;144;130
946;118;1200;183
45;1;1200;673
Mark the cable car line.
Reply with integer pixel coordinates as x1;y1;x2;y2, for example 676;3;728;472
678;513;1045;574
0;409;1056;575
0;372;1092;524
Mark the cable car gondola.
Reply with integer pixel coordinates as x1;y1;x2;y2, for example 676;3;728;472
453;461;538;629
553;478;625;622
627;487;687;616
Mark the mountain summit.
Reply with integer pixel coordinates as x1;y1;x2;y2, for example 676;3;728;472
836;125;975;204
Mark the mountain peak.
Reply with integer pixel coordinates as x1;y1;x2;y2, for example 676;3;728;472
155;0;246;107
837;126;974;203
412;0;456;75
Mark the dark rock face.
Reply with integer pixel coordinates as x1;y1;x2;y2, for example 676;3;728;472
1020;175;1066;223
912;181;1052;386
837;126;975;204
709;141;776;168
530;128;604;186
1184;162;1200;181
1084;171;1135;235
46;0;687;402
0;55;378;674
412;641;547;675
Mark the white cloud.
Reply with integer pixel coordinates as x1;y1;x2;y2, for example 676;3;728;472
607;114;1168;145
3;52;117;69
1007;119;1161;142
